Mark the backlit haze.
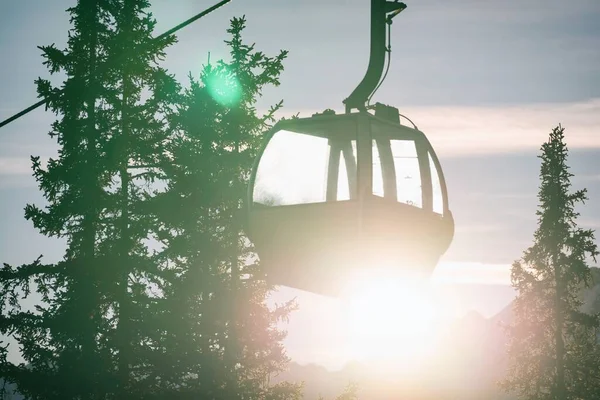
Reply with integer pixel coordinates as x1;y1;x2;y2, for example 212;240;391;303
1;0;599;374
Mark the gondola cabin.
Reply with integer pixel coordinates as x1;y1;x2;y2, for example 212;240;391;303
246;105;454;296
246;0;455;296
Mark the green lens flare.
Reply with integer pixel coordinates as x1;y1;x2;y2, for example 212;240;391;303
206;68;242;107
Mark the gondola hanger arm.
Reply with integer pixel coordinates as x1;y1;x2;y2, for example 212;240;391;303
343;0;406;114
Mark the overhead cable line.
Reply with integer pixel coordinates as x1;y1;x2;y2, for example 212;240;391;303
0;0;232;130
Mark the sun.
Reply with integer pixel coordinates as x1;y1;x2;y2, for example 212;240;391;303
339;268;445;373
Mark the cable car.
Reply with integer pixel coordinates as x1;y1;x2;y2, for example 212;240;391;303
246;0;454;296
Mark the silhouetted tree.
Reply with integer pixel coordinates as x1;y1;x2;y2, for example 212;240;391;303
0;0;178;398
145;16;301;399
1;3;306;399
98;1;180;398
315;382;359;400
0;1;115;398
333;382;359;400
502;125;600;399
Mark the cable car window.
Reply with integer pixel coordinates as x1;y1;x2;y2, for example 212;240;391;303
372;141;384;198
428;151;443;215
391;140;422;208
336;141;358;201
253;129;329;205
253;129;357;206
372;138;422;207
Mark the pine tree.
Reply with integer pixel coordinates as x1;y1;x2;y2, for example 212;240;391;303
98;0;180;397
0;1;179;398
1;3;307;399
148;16;301;399
502;125;600;400
0;1;115;398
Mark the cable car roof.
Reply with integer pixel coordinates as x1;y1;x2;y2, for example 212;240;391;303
270;109;425;141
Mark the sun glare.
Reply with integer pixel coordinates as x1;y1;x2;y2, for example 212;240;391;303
339;268;445;373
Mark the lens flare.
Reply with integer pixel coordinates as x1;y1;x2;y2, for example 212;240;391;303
339;267;444;374
206;67;242;107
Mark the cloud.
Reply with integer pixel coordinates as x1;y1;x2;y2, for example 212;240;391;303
461;191;536;201
2;98;598;186
274;98;600;157
580;219;600;229
574;174;600;183
0;157;32;175
403;99;600;157
432;262;512;286
454;224;507;234
417;0;600;25
0;155;48;188
502;208;539;222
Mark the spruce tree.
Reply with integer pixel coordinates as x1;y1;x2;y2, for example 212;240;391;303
1;3;308;399
98;0;179;397
502;125;600;400
149;16;301;399
0;1;179;398
0;1;114;398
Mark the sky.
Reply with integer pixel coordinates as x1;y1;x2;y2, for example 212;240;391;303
1;0;600;370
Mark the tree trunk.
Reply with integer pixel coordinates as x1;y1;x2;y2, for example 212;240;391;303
116;1;134;396
226;132;242;399
80;0;100;397
554;256;567;400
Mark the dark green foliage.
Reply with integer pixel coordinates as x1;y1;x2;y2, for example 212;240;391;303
0;1;121;398
318;382;359;400
0;2;302;399
148;16;300;399
0;0;178;398
502;125;600;400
